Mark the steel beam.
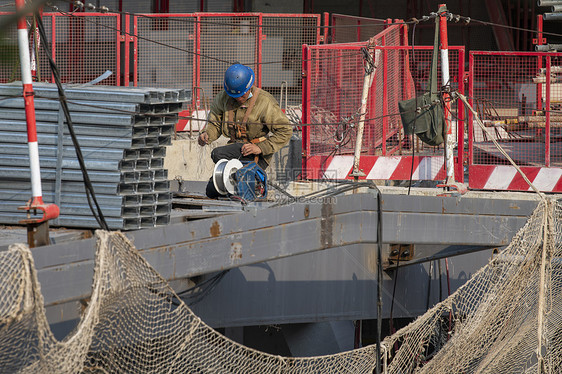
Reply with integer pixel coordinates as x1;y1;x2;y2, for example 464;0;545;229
24;191;541;327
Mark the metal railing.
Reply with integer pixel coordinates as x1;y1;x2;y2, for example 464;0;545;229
0;12;121;85
132;12;323;130
301;20;466;182
468;51;562;192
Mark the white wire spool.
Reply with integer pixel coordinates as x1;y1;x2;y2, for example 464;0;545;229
212;159;243;195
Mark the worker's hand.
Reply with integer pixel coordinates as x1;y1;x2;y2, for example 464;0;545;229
241;143;262;156
198;132;209;146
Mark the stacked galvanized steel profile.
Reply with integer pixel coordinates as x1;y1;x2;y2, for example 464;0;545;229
0;82;190;230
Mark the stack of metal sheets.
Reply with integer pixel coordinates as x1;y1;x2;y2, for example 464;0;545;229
0;82;191;230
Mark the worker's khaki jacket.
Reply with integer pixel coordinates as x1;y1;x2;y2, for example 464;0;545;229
203;86;293;165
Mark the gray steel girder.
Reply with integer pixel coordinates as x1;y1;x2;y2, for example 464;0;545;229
30;191;539;326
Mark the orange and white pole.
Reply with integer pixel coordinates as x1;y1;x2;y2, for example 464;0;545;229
16;0;59;224
439;4;454;184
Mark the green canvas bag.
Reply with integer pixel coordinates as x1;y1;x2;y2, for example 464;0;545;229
398;12;445;147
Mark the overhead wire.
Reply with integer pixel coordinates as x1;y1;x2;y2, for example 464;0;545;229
29;92;437;128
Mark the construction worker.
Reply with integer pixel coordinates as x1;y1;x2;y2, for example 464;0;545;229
198;63;293;198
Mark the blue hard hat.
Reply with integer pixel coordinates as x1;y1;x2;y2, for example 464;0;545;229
223;64;255;98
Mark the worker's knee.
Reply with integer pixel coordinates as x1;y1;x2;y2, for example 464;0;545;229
211;143;243;163
210;148;220;163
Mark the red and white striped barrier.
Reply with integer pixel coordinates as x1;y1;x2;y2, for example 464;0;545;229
306;155;450;181
470;165;562;192
176;109;208;132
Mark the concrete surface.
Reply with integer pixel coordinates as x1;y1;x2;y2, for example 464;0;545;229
165;132;302;187
164;133;228;182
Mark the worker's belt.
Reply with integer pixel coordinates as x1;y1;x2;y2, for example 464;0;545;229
250;136;266;144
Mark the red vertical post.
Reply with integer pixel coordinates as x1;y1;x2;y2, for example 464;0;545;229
301;44;311;178
15;0;59;229
117;14;123;86
195;15;201;106
122;14;133;87
382;29;388;155
468;52;474;171
133;15;138;86
257;14;263;87
190;15;196;94
457;47;465;183
545;56;551;167
400;24;410;155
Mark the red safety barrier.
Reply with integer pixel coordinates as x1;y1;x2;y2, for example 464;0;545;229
0;12;322;115
0;12;120;86
132;12;323;131
301;23;465;181
468;51;562;192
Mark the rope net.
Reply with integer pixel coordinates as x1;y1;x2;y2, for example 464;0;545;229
383;198;560;373
0;198;558;373
0;231;378;373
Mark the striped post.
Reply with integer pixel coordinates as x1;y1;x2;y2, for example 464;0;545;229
439;4;454;184
16;0;59;225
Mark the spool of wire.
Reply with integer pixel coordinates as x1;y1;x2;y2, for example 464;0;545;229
213;159;243;195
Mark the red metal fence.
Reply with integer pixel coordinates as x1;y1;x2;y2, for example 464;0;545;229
302;23;465;181
1;11;324;133
468;51;562;192
1;12;321;101
133;12;322;131
133;13;322;97
6;11;562;193
0;12;120;85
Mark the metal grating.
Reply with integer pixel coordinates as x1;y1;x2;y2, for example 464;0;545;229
0;12;119;85
197;15;258;99
136;14;196;89
262;15;321;106
51;13;119;85
304;25;407;158
0;12;19;83
469;52;562;192
134;13;321;130
302;24;466;181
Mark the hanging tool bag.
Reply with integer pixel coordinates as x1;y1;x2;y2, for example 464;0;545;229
398;13;445;147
